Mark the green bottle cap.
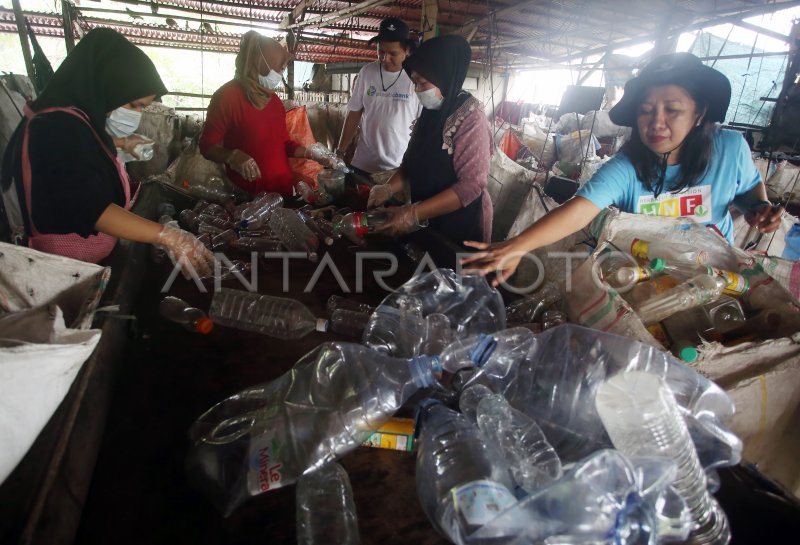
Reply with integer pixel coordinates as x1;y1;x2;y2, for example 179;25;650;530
650;258;666;272
679;346;699;363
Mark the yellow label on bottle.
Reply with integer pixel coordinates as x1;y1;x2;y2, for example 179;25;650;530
631;239;650;260
653;275;679;294
361;417;415;452
713;269;749;296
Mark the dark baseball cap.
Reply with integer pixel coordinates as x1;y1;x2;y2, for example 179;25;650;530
368;17;415;48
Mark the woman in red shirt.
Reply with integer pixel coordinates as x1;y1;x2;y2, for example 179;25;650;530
200;32;332;195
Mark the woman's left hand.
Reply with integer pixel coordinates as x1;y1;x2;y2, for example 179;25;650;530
375;204;421;237
745;202;784;233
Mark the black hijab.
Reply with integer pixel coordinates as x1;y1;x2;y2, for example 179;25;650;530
2;28;167;190
402;35;472;138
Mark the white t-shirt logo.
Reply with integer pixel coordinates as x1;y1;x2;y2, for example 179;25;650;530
637;186;712;221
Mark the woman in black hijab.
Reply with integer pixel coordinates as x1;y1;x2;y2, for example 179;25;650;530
2;28;212;275
368;35;493;244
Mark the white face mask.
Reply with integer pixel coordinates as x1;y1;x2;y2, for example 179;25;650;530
259;70;283;90
258;49;284;90
416;87;443;110
105;106;142;138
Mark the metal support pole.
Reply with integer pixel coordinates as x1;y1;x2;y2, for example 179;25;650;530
287;60;295;100
11;0;34;81
62;0;76;52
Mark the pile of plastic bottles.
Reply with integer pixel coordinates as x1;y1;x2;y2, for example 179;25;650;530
595;237;800;361
174;269;740;545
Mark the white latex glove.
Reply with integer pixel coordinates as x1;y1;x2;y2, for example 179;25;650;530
305;143;349;172
116;134;152;160
226;149;261;182
375;204;424;237
156;224;215;278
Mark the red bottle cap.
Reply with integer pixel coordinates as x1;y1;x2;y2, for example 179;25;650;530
195;318;214;334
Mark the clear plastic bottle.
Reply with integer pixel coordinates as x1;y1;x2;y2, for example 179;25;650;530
211;228;239;251
361;295;425;358
415;401;518;543
209;288;328;339
504;282;561;324
178;209;201;234
296;463;360;545
307;143;351;173
230;236;283;253
198;222;226;236
330;309;371;338
623;275;680;308
298;210;335;246
297;180;332;206
158;296;214;334
630;238;710;265
636;274;727;325
596;252;652;289
595;371;730;545
541;310;567;330
183;179;236;206
186;342;441;515
662;296;745;346
326;295;374;317
267;208;320;262
333;210;389;240
237;192;284;230
609;264;657;289
476;393;562;493
197;213;234;231
421;313;453;356
317;169;346;198
133;140;154;161
458;383;494;422
650;259;749;296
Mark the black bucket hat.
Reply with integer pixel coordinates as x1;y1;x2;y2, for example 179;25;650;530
368;17;416;48
609;52;731;128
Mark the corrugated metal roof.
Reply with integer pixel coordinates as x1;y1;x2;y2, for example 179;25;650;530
3;0;798;68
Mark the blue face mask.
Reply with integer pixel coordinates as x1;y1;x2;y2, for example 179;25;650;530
105;106;142;138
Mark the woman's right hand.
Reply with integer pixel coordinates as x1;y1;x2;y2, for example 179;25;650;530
367;183;395;209
461;238;529;287
226;149;261;182
156;225;215;279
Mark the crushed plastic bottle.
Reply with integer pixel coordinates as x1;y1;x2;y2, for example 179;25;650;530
182;176;236;206
326;295;374;317
330;309;371;337
268;208;320;262
186;342;441;515
541;310;567;330
361;295;425;358
158;296;214;334
178;209;201;234
596;371;730;545
297;180;332;206
133;141;154;161
635;274;727;326
198;213;234;232
505;282;561;324
421;313;454;356
307;142;351;173
296;463;360;545
211;229;239;251
230;236;283;253
476;394;562;494
415;400;518;544
631;238;710;266
209;288;328;339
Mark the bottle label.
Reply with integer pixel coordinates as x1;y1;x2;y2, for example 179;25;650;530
631;239;649;260
711;269;749;296
353;212;370;236
247;429;285;496
452;479;516;527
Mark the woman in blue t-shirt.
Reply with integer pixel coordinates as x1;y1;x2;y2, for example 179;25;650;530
463;52;785;285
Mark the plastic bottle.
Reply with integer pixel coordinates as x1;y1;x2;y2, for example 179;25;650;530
636;274;727;325
317;169;346;198
182;178;236;206
623;275;680;308
211;229;239;251
596;252;653;289
504;282;561;323
178;209;201;234
458;383;493;422
186;342;441;515
421;313;453;356
237;192;284;230
415;401;518;543
230;236;283;253
705;309;798;345
595;371;730;544
476;394;562;493
209;288;328;339
133;140;154;161
333;210;389;240
630;238;710;265
662;296;745;346
198;213;234;231
298;210;334;246
541;310;567;330
361;295;425;358
158;296;214;334
297;180;332;206
331;208;366;246
313;216;338;241
296;463;360;545
330;309;371;338
650;259;749;297
267;208;320;262
307;143;351;173
326;295;374;317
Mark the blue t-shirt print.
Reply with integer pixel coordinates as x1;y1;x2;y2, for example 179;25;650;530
576;129;762;244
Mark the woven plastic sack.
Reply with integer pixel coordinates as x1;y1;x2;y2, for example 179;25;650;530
286;106;324;189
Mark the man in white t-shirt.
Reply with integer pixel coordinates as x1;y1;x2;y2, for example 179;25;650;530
337;18;421;175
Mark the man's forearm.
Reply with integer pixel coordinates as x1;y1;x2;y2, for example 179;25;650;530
337;110;363;152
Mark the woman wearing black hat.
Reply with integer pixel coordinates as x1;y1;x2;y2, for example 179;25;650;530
462;52;784;285
1;28;213;275
369;35;493;244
